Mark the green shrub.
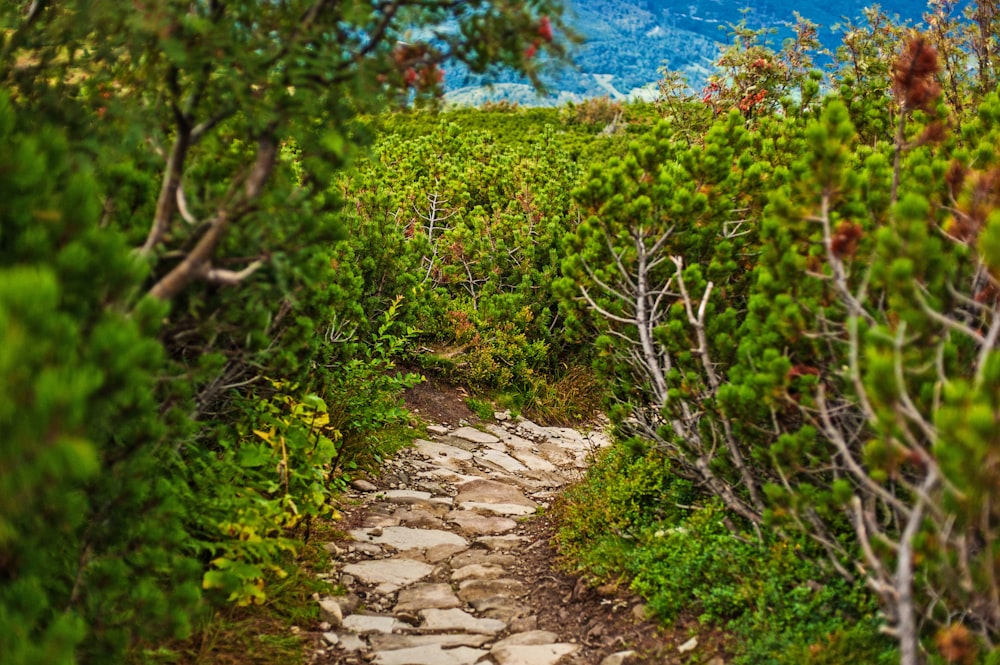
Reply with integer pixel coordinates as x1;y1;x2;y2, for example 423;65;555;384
556;444;896;664
0;90;201;664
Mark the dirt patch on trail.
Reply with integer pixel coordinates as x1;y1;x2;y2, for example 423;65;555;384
402;371;480;427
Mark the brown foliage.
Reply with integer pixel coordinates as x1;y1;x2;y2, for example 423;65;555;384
893;35;942;112
949;167;1000;242
830;220;864;259
935;624;979;665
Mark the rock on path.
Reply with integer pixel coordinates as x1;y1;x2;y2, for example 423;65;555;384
311;415;612;665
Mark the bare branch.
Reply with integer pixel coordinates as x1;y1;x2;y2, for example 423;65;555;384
975;303;1000;388
176;183;199;225
149;136;277;300
204;260;265;286
140;122;192;256
914;286;985;342
897;470;938;665
815;385;911;517
577;285;636;326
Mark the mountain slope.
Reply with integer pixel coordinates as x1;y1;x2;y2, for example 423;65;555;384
445;0;936;106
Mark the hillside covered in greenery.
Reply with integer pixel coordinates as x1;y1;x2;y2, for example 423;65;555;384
3;1;1000;664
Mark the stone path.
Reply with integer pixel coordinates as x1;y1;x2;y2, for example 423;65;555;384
308;414;642;665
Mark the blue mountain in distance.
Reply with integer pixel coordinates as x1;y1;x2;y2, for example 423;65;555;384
444;0;941;106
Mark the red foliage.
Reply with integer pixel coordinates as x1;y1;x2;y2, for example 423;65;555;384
738;89;767;113
787;365;821;380
538;15;553;43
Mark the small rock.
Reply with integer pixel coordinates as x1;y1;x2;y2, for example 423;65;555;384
426;425;450;436
318;599;343;627
600;651;637;665
351;479;379;492
678;636;698;653
596;582;619;596
494;410;511;421
319;621;331;631
341;574;356;587
630;603;647;620
322;632;340;646
353;542;383;555
706;658;726;665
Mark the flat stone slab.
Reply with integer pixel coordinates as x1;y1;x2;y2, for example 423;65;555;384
454;479;538;509
470;596;530;622
341;614;407;634
377;489;432;503
394;507;446;529
457;578;526;603
451;564;506;582
416;468;482;485
351;526;468;551
534;443;582;468
493;631;560;648
374;644;488;665
369;634;490;651
476;535;529;551
342;558;434;587
491;643;581;665
446;511;517;535
363;514;403;528
418;608;506;635
450;426;501;445
450;551;517;568
485;425;537;448
424;543;469;563
509;448;559;473
474;449;529;473
394;583;462;612
412;440;474;466
368;633;493;651
458;501;536;516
